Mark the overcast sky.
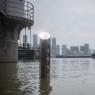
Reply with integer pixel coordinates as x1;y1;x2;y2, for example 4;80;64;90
24;0;95;49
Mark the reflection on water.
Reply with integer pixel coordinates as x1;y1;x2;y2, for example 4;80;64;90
17;61;40;95
0;58;95;95
39;58;52;95
0;63;21;95
51;58;95;95
51;58;90;79
39;78;52;95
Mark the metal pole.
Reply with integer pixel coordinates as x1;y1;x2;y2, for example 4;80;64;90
20;33;21;45
30;27;31;48
25;27;26;36
39;32;51;79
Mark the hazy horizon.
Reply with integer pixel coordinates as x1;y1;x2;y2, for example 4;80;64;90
20;0;95;49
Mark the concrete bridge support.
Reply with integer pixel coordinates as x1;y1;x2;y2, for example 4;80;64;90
0;0;34;62
0;15;25;62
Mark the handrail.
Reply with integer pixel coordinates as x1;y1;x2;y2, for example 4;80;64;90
6;0;34;22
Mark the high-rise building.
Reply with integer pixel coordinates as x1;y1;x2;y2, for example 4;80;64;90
80;44;90;55
23;35;27;44
33;34;38;48
84;44;89;53
62;45;68;56
51;38;56;57
56;45;60;56
70;46;79;56
80;46;85;55
23;35;29;48
52;38;56;47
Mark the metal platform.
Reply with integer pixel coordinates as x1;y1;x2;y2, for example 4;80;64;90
0;0;34;27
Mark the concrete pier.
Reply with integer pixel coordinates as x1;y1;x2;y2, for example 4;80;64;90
0;16;22;62
0;0;34;62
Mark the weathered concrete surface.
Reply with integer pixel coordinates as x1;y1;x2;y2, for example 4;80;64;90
0;14;30;62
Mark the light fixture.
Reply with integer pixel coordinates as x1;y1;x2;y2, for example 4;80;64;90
39;32;50;40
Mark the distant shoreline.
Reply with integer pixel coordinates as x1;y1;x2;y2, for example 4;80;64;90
52;56;93;58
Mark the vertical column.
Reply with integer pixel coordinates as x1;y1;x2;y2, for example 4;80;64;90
39;32;51;78
39;32;52;95
39;77;52;95
0;18;21;62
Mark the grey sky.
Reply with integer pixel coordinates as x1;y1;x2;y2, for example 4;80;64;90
27;0;95;49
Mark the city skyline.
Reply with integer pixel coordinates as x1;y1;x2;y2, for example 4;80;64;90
26;0;95;49
19;32;95;50
19;34;94;56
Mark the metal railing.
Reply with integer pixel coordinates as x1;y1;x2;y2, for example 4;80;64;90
6;0;34;22
0;0;6;15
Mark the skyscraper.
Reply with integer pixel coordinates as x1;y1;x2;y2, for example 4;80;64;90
70;46;79;56
33;34;38;48
56;45;60;56
51;37;56;57
23;35;27;44
84;44;89;53
23;35;28;48
80;44;90;55
62;45;68;56
52;38;56;47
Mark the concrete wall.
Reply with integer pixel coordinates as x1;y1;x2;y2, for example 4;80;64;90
7;0;25;18
0;19;18;62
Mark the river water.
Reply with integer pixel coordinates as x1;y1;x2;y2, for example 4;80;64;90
0;58;95;95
